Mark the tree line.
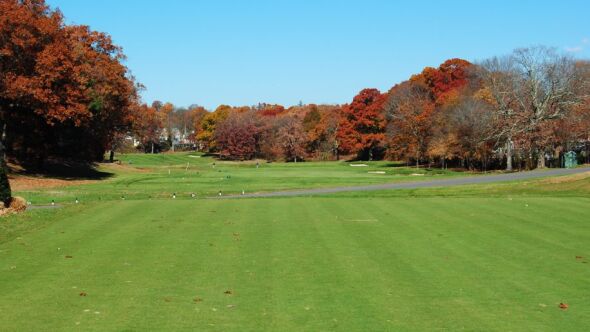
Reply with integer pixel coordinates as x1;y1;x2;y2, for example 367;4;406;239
132;53;589;172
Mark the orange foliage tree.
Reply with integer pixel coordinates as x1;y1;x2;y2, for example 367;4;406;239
0;0;138;201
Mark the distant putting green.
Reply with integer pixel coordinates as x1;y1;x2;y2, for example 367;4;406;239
2;154;589;331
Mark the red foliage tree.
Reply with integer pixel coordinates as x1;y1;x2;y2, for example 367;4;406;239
215;112;260;160
418;58;472;105
337;89;387;160
257;103;285;117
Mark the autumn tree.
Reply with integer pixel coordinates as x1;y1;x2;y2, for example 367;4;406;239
186;105;208;145
1;0;73;173
385;81;435;166
276;114;306;162
158;102;174;147
338;89;387;160
196;105;230;151
302;105;321;133
303;105;341;160
476;56;522;170
421;58;472;105
384;59;474;167
64;24;139;161
512;47;581;168
256;103;285;117
132;104;163;153
214;111;260;160
0;0;138;203
479;47;581;169
431;97;494;170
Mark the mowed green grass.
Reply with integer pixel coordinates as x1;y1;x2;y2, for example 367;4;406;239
1;195;590;331
16;152;463;205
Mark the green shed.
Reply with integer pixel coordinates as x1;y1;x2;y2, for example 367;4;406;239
564;151;577;169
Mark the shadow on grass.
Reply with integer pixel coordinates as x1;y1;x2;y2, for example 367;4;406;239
11;160;113;181
379;162;408;168
201;152;220;158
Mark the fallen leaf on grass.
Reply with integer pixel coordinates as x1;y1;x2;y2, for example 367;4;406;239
163;297;172;302
224;290;233;295
65;255;73;259
227;304;236;308
79;292;87;297
193;297;203;303
559;303;569;310
575;256;583;260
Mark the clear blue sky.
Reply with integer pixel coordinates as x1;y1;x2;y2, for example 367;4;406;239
47;0;590;110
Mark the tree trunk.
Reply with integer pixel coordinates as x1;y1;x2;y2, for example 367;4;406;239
526;150;534;170
537;149;546;169
0;121;12;206
537;145;547;168
109;150;115;163
505;140;513;172
151;142;155;154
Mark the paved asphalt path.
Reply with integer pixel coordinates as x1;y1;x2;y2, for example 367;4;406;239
218;167;590;199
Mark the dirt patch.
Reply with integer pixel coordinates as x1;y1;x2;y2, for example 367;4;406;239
8;175;95;191
540;171;590;184
9;197;27;211
0;196;28;216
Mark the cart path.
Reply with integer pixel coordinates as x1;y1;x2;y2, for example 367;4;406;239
217;167;590;199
